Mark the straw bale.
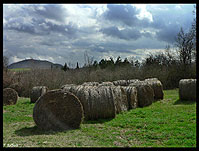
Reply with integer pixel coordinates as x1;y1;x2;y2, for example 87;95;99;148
33;89;84;131
129;81;154;107
145;78;164;100
3;88;18;106
30;86;48;103
179;79;196;101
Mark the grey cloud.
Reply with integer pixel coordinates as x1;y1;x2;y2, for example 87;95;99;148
100;26;141;40
155;24;181;44
148;4;195;30
103;4;140;26
4;16;78;38
23;4;67;22
90;47;107;53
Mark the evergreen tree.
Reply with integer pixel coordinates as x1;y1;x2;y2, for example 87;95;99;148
115;56;122;66
76;62;79;69
93;60;98;68
62;63;69;71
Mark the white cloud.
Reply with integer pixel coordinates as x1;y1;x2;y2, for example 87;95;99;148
175;5;182;9
10;56;24;63
133;4;153;22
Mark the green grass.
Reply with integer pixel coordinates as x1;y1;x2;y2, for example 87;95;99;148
3;89;196;147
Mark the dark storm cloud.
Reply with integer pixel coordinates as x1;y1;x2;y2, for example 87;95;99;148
4;16;78;38
23;4;67;22
3;4;78;38
155;23;181;44
147;4;195;43
103;4;140;26
4;19;36;35
100;26;141;40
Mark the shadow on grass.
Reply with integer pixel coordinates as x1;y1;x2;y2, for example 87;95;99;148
82;118;113;124
20;101;32;105
15;125;74;136
173;99;196;105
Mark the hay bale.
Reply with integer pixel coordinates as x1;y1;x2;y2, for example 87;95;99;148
60;84;77;89
129;81;154;107
61;84;77;92
30;86;48;103
128;79;140;85
33;89;84;131
82;82;99;86
123;86;138;109
9;83;22;95
179;79;196;101
63;85;116;120
113;80;129;86
3;88;18;106
110;86;129;114
99;81;114;86
145;78;164;100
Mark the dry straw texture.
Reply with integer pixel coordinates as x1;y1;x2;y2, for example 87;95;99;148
62;85;116;120
128;79;140;85
179;79;196;101
99;81;114;86
123;86;138;109
82;82;99;86
111;86;129;114
145;78;164;100
113;80;129;86
33;89;84;131
61;84;138;120
3;88;18;106
129;81;154;107
30;86;48;103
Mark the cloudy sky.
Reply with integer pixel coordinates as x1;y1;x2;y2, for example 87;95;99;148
3;4;196;67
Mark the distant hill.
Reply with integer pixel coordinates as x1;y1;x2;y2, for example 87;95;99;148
8;59;63;69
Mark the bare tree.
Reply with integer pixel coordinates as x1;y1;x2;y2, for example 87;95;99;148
3;56;9;70
175;5;196;65
84;51;94;67
175;27;195;65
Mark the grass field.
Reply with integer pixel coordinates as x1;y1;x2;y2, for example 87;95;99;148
3;89;196;147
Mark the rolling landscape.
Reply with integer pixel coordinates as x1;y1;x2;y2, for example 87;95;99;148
8;59;63;69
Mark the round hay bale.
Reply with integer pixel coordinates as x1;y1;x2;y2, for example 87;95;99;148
113;80;129;86
111;86;129;114
123;86;138;109
99;81;114;86
145;78;158;81
91;86;116;119
3;88;18;106
62;85;116;120
82;82;99;86
129;81;154;107
30;86;48;103
60;84;76;89
33;89;84;131
179;79;196;101
61;84;77;93
9;83;22;95
128;79;140;85
145;78;164;100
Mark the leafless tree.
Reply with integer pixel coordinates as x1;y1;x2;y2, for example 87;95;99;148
175;26;195;65
84;51;94;67
175;6;196;65
3;56;9;70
